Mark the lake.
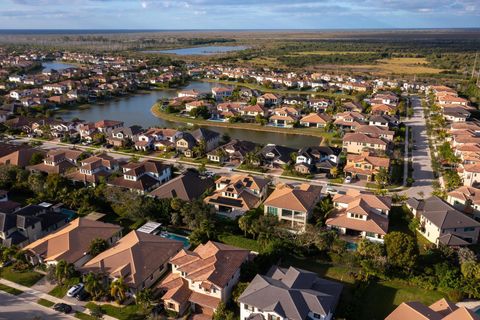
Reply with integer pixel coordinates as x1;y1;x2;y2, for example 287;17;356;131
144;45;249;56
59;81;321;148
42;61;77;72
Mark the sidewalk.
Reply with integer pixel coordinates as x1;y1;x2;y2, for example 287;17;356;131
0;278;117;320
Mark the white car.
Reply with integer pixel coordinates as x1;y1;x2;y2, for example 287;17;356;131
344;176;352;184
67;283;84;297
325;187;338;195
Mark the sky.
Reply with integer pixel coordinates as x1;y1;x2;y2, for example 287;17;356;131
0;0;479;29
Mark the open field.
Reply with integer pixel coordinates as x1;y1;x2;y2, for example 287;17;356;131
353;57;445;75
290;50;374;55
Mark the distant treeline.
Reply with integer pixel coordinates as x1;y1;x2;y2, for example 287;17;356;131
278;52;390;67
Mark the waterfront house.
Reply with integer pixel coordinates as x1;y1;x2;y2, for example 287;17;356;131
300;112;332;128
211;87;233;101
24;217;122;267
239;104;268;119
295;146;341;174
176;128;220;158
160;241;250;318
264;183;322;232
207;139;257;164
326;190;391;242
269;106;299;127
81;230;183;293
343;152;390;181
238;266;343;320
342;132;389;155
257;144;298;168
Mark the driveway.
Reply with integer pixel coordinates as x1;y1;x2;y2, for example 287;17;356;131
405;96;434;198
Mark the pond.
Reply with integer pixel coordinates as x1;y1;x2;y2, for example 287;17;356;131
42;61;77;72
143;45;249;56
59;81;321;148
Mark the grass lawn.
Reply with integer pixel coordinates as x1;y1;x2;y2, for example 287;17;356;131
75;312;97;320
86;302;144;320
0;266;44;287
0;283;23;295
37;298;55;308
48;277;81;298
218;233;263;252
283;256;357;284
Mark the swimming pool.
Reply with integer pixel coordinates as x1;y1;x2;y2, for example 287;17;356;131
60;208;77;221
160;232;190;248
346;242;358;251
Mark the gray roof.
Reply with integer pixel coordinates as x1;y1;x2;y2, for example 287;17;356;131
191;128;219;142
421;196;480;229
238;266;342;320
150;171;214;201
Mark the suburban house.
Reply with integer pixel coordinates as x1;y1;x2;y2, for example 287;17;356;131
109;160;172;194
81;230;183;293
107;125;143;147
67;153;119;186
326;190;392;242
24;217;122;267
443;107;470;123
295;146;341;174
150;171;214;202
239;266;343;320
0;142;42;167
407;196;480;247
0;204;68;248
460;163;480;187
94;119;124;134
355;125;395;142
334;111;367;130
300;113;332;128
386;298;479;320
160;241;250;318
269;107;300;127
447;185;480;220
204;174;269;217
207;139;257;164
264;183;323;231
176;128;220;158
343;152;390;181
27;148;84;174
240;104;267;118
342;132;389;155
135;128;181;151
258;144;298;168
371;103;396;116
211;87;233;101
258;93;281;107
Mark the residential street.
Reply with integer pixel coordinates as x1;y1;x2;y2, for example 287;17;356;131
405;95;434;198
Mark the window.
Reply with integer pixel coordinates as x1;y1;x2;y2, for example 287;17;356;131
267;207;278;216
464;227;475;232
313;313;321;319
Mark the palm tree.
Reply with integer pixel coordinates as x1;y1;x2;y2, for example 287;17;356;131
110;277;128;304
85;272;104;300
135;288;153;311
329;167;339;178
55;260;75;285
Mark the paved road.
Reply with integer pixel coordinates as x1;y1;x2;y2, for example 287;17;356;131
405;96;434;198
0;291;74;320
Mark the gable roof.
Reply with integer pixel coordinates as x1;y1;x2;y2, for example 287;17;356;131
264;183;322;212
150;171;214;201
421;196;480;229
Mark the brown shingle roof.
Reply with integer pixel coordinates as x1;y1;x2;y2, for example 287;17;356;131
264;183;322;212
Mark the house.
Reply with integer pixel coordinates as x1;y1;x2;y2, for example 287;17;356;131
443;107;470;123
178;89;201;99
258;144;298;168
185;100;210;113
207;139;257;164
240;104;267;118
269;107;300;127
176;128;220;158
343;152;390;181
300;113;332;128
0;142;42;167
436;94;469;106
308;98;332;112
160;241;250;318
107;125;143;147
460;163;480;187
447;186;480;220
0;204;68;248
211;87;233;101
355;125;395;142
81;230;183;293
386;298;479;320
371;103;396;116
295;146;341;174
239;266;343;320
407;196;480;247
66;153;118;186
334;111;367;130
109;160;172;194
94;119;124;134
150;170;214;202
135;128;181;151
27;148;84;174
258;93;281;107
264;183;322;231
342;101;363;113
342;132;389;155
326;190;391;242
204;174;269;216
24;217;122;267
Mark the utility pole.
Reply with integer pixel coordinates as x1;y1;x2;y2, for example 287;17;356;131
472;52;478;79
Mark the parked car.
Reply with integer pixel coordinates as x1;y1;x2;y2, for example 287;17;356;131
53;303;72;314
0;260;13;268
66;283;84;297
344;176;352;184
76;289;90;301
325;187;338;195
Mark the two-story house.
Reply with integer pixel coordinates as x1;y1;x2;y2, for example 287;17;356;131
67;153;118;186
109;160;172;194
160;241;250;318
342;132;389;155
204;174;269;217
326;190;392;242
295;146;341;174
447;185;480;221
264;183;322;232
27;148;84;174
135;128;181;151
269;107;300;127
333;111;367;131
257;144;298;168
343;152;390;181
107;125;143;147
211;87;233;101
176;128;220;158
207;139;257;164
257;93;281;107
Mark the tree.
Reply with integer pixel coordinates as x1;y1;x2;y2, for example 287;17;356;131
136;288;154;312
84;272;105;301
110;276;128;304
55;260;75;285
212;302;235;320
232;282;249;306
29;153;44;165
329;166;339;178
384;232;418;272
89;238;109;256
375;167;389;188
189;219;217;246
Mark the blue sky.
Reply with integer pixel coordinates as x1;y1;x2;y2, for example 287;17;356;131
0;0;479;29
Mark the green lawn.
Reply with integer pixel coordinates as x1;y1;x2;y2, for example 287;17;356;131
218;233;263;252
75;312;98;320
0;266;44;287
86;302;144;320
0;283;23;295
284;256;357;284
37;298;55;308
48;277;81;298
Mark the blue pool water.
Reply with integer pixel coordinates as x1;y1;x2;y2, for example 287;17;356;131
475;308;480;315
161;232;190;248
346;242;358;251
60;208;77;221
